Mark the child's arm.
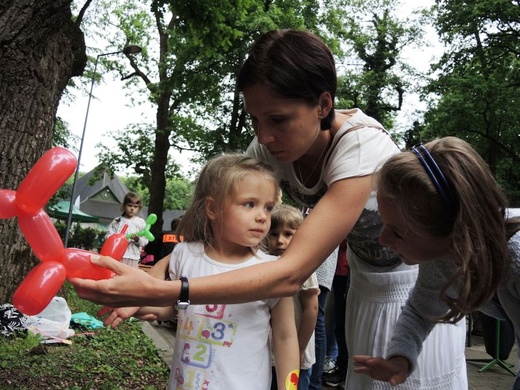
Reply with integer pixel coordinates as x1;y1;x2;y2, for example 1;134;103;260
99;305;177;329
297;287;319;366
271;296;300;389
146;256;171;280
98;258;174;328
98;306;141;328
353;355;410;385
135;305;177;321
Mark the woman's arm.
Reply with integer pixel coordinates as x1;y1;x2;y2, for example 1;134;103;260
71;176;373;307
271;296;300;389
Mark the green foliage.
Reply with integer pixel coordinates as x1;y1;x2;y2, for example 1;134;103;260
55;221;106;251
73;0;358;230
121;176;150;203
334;0;424;127
121;175;193;211
50;119;77;209
52;117;79;150
96;123;182;190
422;0;520;205
165;177;193;210
0;284;169;389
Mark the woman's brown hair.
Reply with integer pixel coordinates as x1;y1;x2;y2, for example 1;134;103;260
237;29;337;130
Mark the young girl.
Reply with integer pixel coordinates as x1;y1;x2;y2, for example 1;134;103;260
125;154;299;390
105;192;148;268
353;136;520;390
268;204;319;390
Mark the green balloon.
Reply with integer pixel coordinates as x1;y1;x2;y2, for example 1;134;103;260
126;213;157;242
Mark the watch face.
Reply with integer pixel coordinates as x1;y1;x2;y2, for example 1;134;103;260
176;301;190;310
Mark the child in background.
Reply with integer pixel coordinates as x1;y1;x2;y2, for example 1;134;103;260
159;216;184;260
354;137;520;390
105;192;148;268
268;204;319;390
106;154;299;390
322;239;349;388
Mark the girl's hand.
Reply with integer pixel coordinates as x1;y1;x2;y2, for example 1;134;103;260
98;305;141;328
353;355;410;385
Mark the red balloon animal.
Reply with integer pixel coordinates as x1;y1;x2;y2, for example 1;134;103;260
0;147;128;315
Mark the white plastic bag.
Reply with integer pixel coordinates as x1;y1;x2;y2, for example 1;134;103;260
26;296;75;342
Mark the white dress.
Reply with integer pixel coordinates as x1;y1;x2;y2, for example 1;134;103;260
345;247;468;389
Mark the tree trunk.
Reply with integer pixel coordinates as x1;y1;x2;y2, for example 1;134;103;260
0;0;86;304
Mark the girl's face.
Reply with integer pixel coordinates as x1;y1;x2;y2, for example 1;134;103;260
268;223;297;256
377;194;451;265
124;202;140;218
242;83;322;163
211;173;277;251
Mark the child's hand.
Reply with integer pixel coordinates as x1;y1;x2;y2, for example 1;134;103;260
98;305;140;328
353;355;410;385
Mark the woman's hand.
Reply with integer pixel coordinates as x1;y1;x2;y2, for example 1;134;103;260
353;355;410;386
69;255;176;307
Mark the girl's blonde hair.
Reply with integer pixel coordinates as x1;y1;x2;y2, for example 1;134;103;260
377;137;509;323
270;204;304;232
177;153;281;250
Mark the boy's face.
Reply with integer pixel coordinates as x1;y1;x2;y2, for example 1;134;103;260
377;194;451;265
268;223;297;256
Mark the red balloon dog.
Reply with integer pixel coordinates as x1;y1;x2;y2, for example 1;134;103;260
0;147;128;315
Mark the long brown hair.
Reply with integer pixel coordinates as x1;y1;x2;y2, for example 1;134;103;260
377;137;509;323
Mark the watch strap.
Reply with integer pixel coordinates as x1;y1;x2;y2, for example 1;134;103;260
176;276;190;310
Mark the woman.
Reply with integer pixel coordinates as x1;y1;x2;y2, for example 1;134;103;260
72;29;467;389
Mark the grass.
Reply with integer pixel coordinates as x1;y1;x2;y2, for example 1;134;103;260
0;283;170;389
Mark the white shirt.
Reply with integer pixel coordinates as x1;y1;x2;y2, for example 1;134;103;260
167;242;279;390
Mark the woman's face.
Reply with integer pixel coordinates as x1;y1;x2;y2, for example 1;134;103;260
377;194;451;265
242;83;322;163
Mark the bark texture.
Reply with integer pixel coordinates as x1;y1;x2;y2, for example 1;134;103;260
0;0;86;304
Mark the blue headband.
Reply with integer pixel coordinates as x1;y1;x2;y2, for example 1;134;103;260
411;143;457;213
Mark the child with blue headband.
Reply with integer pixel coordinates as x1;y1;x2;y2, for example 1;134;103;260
354;136;520;390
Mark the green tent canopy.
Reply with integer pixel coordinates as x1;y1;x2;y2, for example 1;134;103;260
48;200;99;223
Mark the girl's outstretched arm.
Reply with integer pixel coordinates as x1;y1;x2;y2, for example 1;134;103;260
71;176;372;306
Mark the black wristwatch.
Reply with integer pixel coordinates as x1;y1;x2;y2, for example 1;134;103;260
176;276;190;310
